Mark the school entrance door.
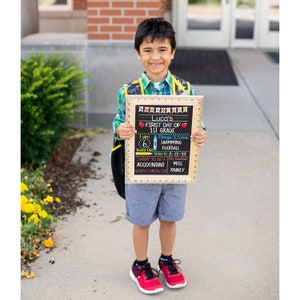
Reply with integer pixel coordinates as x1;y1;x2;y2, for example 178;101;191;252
173;0;279;49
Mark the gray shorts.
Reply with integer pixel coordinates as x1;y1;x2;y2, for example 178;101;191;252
125;183;187;226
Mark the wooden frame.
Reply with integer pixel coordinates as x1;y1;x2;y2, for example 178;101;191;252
125;95;204;184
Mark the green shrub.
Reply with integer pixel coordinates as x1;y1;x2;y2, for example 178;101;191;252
21;53;90;166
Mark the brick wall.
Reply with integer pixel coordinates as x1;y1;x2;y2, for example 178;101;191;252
87;0;168;40
74;0;87;10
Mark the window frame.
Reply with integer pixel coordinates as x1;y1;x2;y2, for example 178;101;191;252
38;0;73;11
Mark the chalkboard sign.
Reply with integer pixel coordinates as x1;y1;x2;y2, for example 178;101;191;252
125;95;204;184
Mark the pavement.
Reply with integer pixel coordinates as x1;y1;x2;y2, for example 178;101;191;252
21;49;279;300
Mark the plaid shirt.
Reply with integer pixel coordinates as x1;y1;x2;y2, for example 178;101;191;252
112;71;198;139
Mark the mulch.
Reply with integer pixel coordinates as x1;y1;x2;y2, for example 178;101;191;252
43;135;94;217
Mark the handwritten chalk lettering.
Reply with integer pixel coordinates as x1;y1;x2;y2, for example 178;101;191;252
135;169;148;174
136;156;167;162
157;134;188;140
154;157;165;161
168;157;189;161
158;134;173;140
145;122;161;128
139;134;150;139
153;151;168;156
169;151;189;157
161;145;180;151
170;168;185;173
136;162;165;168
161;140;182;145
150;128;158;134
168;157;190;175
136;157;151;161
159;128;175;134
152;116;173;122
172;161;183;166
135;168;168;174
156;139;189;152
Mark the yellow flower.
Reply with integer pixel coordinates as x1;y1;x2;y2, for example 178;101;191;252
44;230;51;237
23;203;35;213
21;195;29;210
38;210;48;218
21;271;36;278
44;239;55;248
33;204;41;214
27;272;36;278
28;214;40;224
47;183;53;192
21;182;28;192
21;270;36;278
21;270;27;277
55;197;61;203
44;195;53;203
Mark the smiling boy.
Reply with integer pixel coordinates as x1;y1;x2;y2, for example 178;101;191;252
112;18;207;295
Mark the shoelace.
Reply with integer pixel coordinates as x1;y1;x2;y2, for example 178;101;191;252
160;258;182;275
135;263;160;280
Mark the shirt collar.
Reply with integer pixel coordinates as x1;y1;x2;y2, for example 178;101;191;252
141;71;172;89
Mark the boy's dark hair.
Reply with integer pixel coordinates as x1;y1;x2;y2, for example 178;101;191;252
134;18;176;52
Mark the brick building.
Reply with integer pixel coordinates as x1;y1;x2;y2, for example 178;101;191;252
21;0;279;128
24;0;279;49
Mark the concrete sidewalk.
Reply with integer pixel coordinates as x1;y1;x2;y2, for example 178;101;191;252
21;49;279;300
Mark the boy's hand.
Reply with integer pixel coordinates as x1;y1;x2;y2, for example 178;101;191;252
116;123;137;140
191;129;207;148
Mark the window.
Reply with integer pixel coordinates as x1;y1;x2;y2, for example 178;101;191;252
269;0;279;32
38;0;73;11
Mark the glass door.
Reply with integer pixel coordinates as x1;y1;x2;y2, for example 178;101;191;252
231;0;258;47
257;0;279;48
173;0;279;49
174;0;231;48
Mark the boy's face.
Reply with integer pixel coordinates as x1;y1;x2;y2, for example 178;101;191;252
136;37;175;82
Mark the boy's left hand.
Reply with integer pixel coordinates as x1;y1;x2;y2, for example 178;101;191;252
191;129;207;148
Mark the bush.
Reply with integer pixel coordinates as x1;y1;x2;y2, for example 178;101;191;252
21;53;90;166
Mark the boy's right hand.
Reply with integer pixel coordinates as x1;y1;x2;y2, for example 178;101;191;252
116;123;136;140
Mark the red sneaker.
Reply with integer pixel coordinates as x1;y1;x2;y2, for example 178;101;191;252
129;261;164;294
158;257;187;289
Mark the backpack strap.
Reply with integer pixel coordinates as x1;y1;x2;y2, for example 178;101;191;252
124;78;144;95
171;75;191;95
124;75;191;96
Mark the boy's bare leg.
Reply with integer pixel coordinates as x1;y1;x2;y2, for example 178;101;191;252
158;220;187;289
159;220;176;256
133;225;150;261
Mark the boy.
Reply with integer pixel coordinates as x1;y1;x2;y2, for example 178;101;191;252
112;18;207;294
